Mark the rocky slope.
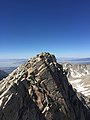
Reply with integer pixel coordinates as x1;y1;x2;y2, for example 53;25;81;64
62;63;90;97
0;70;8;80
62;63;90;78
0;52;90;120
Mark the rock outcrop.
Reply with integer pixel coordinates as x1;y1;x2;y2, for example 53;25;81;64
0;52;90;120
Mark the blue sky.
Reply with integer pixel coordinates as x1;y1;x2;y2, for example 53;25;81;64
0;0;90;58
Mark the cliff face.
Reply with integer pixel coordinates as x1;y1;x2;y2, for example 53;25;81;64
0;52;90;120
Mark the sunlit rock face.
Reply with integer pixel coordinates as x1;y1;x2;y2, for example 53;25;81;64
0;52;90;120
62;63;90;98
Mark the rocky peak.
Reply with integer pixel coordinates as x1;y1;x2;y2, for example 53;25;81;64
0;52;90;120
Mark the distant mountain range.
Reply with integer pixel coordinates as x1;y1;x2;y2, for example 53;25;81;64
0;58;90;67
58;57;90;63
0;70;8;80
69;58;90;61
0;59;27;67
0;67;17;74
0;58;90;76
62;62;90;97
0;59;27;76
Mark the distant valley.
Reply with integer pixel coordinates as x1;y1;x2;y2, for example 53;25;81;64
0;70;8;80
0;59;27;67
0;59;27;80
0;59;27;72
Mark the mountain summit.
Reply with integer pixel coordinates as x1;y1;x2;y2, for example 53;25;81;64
0;52;90;120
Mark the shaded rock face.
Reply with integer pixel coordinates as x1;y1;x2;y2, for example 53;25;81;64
0;70;8;80
0;52;90;120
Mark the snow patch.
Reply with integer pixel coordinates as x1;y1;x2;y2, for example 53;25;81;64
70;79;81;84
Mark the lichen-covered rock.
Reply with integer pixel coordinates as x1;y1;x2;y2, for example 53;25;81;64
0;52;90;120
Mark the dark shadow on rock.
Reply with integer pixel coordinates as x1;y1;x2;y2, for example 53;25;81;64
44;61;90;120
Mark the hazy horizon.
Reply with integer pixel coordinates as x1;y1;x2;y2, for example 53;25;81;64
0;56;90;60
0;56;90;67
